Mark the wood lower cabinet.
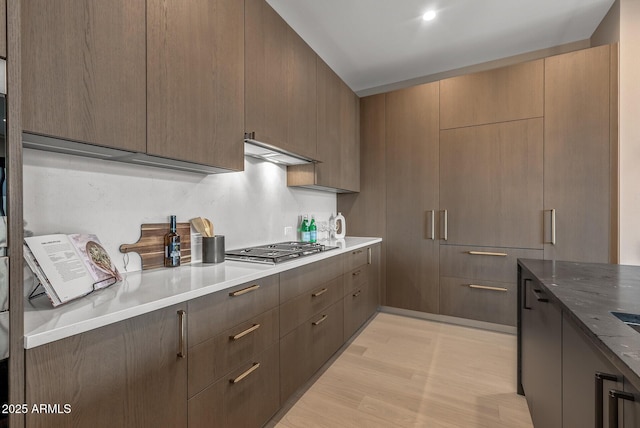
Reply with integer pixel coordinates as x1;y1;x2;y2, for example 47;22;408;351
385;82;439;313
25;305;187;428
280;299;344;403
344;245;380;339
188;344;280;428
147;0;244;170
21;0;146;152
624;382;640;428
544;44;614;263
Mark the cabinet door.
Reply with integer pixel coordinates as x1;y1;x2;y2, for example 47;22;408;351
25;305;187;428
245;0;287;149
316;58;343;189
22;0;146;152
544;44;612;263
520;278;562;428
385;83;439;313
439;59;543;129
440;118;543;249
340;85;360;192
147;0;244;170
562;312;622;428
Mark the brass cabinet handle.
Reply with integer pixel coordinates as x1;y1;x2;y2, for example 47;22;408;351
230;362;260;384
442;209;448;241
353;290;362;297
545;209;557;245
229;284;260;297
352;270;362;277
352;250;364;255
312;314;328;326
230;323;261;341
367;247;372;264
312;288;328;297
467;251;508;257
426;210;435;240
177;310;187;358
468;284;508;292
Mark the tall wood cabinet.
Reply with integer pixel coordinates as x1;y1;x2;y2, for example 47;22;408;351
544;44;615;263
245;0;316;160
147;0;244;170
384;82;439;313
21;0;146;152
25;305;188;428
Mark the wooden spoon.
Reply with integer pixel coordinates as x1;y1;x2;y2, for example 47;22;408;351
204;218;214;237
190;217;208;236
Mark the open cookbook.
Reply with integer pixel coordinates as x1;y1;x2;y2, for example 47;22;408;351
24;234;122;307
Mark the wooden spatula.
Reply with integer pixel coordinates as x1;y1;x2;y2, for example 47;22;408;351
204;218;214;237
190;217;208;237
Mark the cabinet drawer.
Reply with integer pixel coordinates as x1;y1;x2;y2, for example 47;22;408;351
344;282;375;340
188;344;280;428
439;277;516;326
188;274;279;346
440;245;542;283
188;307;279;398
344;247;369;272
280;256;344;302
344;264;369;297
280;299;344;402
280;276;343;337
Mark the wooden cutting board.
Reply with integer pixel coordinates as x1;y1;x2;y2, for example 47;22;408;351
120;223;191;270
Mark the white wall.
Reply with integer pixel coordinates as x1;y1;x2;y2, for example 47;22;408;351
23;149;336;272
619;0;640;264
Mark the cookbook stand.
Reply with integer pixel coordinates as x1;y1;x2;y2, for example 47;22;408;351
27;275;118;302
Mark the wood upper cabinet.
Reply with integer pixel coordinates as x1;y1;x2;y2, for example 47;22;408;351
440;118;543;249
25;305;187;428
147;0;244;170
544;45;613;263
288;57;359;193
245;0;317;159
21;0;146;152
439;59;543;129
0;0;6;58
385;82;439;313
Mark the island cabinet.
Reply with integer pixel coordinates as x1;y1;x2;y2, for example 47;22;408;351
519;272;562;428
245;0;317;160
287;57;360;193
21;0;147;153
146;0;245;171
279;256;345;403
187;275;280;428
24;304;188;428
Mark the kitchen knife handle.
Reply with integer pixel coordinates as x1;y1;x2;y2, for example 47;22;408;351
595;372;618;428
177;310;187;358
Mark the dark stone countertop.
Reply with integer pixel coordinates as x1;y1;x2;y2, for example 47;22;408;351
518;259;640;391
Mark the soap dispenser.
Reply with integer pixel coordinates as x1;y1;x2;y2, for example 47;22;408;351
334;212;346;239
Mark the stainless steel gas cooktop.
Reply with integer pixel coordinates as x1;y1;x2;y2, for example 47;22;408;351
225;241;338;264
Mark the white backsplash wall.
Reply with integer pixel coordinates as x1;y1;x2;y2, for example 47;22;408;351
23;148;337;272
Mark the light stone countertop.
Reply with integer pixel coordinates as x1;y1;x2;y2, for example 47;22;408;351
24;236;382;349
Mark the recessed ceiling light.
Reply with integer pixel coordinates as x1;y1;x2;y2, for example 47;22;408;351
423;10;436;21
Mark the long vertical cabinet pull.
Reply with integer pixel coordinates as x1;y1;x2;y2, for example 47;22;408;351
522;279;532;310
426;210;435;240
177;310;187;358
441;209;448;241
595;372;618;428
545;209;557;245
608;389;635;427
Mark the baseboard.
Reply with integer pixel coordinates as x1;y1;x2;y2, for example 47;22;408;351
379;306;517;334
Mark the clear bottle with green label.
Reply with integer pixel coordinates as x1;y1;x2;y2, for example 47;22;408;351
309;215;317;243
301;215;310;242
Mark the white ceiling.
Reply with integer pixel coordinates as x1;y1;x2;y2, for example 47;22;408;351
266;0;616;94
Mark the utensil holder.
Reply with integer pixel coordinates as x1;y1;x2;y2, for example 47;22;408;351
202;235;225;264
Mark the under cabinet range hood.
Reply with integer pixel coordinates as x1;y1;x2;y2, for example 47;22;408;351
244;132;315;166
22;133;237;174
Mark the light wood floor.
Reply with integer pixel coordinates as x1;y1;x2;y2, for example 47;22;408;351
272;312;533;428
